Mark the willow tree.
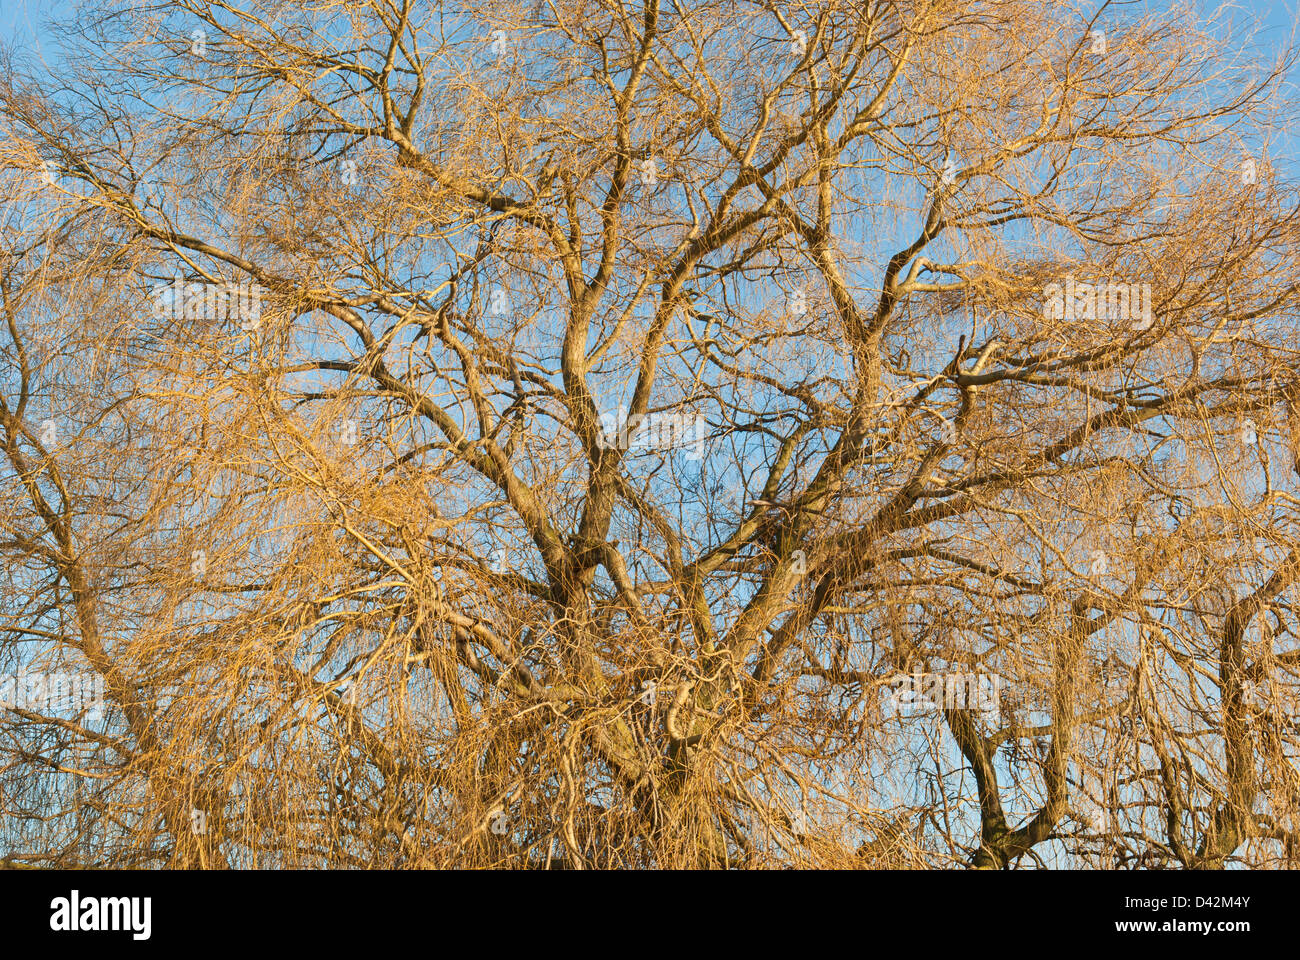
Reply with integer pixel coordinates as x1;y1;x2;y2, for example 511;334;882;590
1;0;1298;869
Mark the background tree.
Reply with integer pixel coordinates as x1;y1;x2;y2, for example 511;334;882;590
1;0;1298;868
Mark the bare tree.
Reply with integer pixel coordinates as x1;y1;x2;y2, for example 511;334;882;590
1;0;1298;869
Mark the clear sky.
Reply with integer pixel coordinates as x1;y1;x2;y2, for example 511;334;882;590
2;1;1295;169
3;0;1298;79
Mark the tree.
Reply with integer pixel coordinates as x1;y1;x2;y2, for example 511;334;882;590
1;0;1298;869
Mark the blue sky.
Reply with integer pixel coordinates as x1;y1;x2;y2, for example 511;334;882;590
3;1;1298;81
